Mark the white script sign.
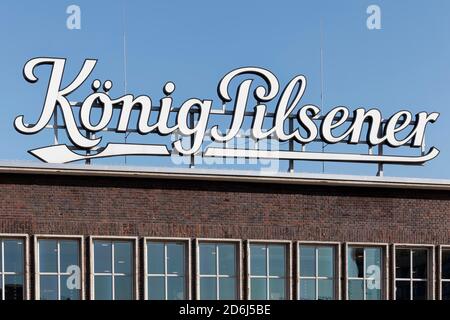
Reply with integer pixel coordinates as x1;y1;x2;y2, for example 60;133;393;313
14;57;440;165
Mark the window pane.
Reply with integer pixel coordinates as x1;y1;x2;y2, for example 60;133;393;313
366;247;382;298
0;242;2;272
4;275;23;300
318;247;334;278
39;240;57;273
148;276;165;300
396;249;410;279
250;278;267;300
412;250;427;280
348;279;364;300
318;279;334;300
299;279;315;300
200;277;216;300
442;282;450;300
60;275;81;300
200;244;216;275
60;240;79;272
250;245;266;276
348;247;364;278
268;245;285;277
147;242;164;274
412;281;427;300
218;244;236;276
114;242;132;275
269;278;286;300
299;247;315;277
167;277;185;300
94;241;112;273
442;250;450;280
115;276;133;300
0;276;2;300
219;277;236;299
4;239;24;273
395;281;410;300
167;243;184;275
365;248;381;275
94;275;112;300
40;275;58;300
366;280;381;300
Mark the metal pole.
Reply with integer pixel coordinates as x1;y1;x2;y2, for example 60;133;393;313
377;127;384;177
189;110;195;168
85;130;91;165
288;117;294;173
53;109;58;145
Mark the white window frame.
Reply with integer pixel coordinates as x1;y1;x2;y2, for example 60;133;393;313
247;240;292;300
345;243;388;300
195;238;242;300
34;235;84;300
0;234;29;300
89;236;138;300
438;245;450;300
144;237;191;300
297;241;340;300
393;244;435;300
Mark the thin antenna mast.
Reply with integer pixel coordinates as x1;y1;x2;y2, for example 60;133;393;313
320;19;325;173
122;1;129;164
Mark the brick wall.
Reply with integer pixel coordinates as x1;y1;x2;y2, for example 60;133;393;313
0;172;448;244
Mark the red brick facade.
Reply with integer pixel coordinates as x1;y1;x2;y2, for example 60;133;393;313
0;172;448;244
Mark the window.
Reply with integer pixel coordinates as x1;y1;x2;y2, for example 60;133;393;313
198;242;238;300
249;243;288;300
298;245;336;300
347;246;383;300
92;239;135;300
441;248;450;300
395;248;430;300
37;238;81;300
0;238;25;300
146;241;187;300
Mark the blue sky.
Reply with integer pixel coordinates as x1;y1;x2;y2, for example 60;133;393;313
0;0;449;178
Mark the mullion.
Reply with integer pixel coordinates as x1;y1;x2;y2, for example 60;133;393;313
216;243;220;300
363;249;367;300
92;241;96;299
216;244;220;300
57;241;61;300
297;246;301;300
410;250;414;300
266;245;270;300
315;247;319;300
164;243;168;300
301;276;329;279
111;242;115;300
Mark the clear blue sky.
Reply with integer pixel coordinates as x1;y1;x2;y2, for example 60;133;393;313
0;0;449;179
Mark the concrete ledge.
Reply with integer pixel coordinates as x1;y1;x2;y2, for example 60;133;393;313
0;161;448;191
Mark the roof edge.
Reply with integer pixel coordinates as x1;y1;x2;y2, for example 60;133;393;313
0;161;448;190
